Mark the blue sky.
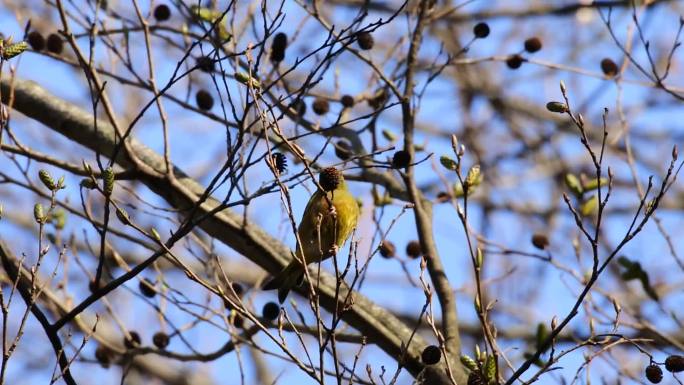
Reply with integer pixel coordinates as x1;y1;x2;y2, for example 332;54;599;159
2;1;684;384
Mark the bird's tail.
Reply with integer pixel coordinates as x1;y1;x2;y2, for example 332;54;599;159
262;261;304;303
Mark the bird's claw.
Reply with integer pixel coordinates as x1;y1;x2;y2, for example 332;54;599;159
328;245;339;256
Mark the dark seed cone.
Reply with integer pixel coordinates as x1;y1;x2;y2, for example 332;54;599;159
152;332;170;349
356;31;374;50
406;240;422;259
665;355;684;372
27;31;45;51
270;32;287;62
312;98;330;115
506;54;523;69
531;233;549;250
46;33;63;54
524;37;542;53
473;22;490;38
421;345;441;365
272;32;287;51
319;167;341;192
341;94;355;108
195;89;214;110
197;56;214;72
271;152;287;174
153;4;171;21
379;240;396;258
600;58;618;77
262;302;280;321
645;364;663;383
392;150;411;168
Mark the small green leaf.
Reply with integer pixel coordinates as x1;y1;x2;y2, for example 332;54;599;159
535;322;549;352
582;177;608;191
440;155;458;171
564;173;583;197
39;169;56;190
546;101;568;113
617;256;658;301
116;208;131;226
580;195;598;217
151;228;161;242
34;203;45;224
234;72;260;88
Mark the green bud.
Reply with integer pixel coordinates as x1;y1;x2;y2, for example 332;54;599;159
57;175;66;189
34;203;45;224
115;208;131;226
80;178;97;189
2;41;28;60
82;160;92;174
439;155;458;171
465;165;482;193
0;204;3;220
102;167;114;196
546;101;568;113
39;170;56;190
234;72;260;88
475;248;483;269
485;354;497;382
460;354;479;372
151;228;161;241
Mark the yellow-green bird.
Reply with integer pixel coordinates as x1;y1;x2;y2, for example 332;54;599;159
264;167;359;303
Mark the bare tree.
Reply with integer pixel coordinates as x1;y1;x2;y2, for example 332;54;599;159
1;1;684;384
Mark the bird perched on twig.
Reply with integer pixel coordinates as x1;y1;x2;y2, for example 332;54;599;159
263;167;359;303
